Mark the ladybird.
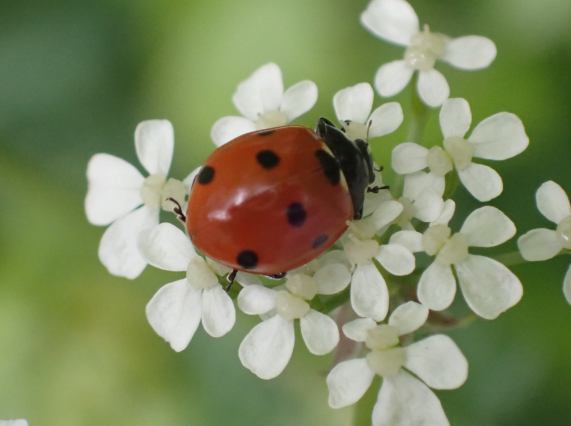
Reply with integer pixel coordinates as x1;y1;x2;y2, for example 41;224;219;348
185;118;375;276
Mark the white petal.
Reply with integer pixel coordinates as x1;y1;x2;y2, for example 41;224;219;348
375;244;415;276
201;286;236;337
469;113;529;160
314;263;352;295
433;199;456;225
388;301;428;335
535;180;571;224
281;80;318;121
417;69;450;108
183;166;201;192
342;318;377;342
404;335;468;389
370;200;404;230
134;119;174;175
232;63;283;121
439;98;472;139
391;142;428;174
418;262;456;311
145;279;202;352
237;285;277;315
360;0;419;46
98;206;158;279
389;230;423;253
374;60;414;97
456;255;523;320
85;154;144;225
0;420;28;426
564;265;571;305
235;272;263;287
458;162;503;202
517;228;562;261
210;116;256;147
368;102;404;138
403;171;445;199
238;315;295;380
333;82;373;124
460;206;516;247
327;358;375;409
413;190;445;223
351;263;389;321
442;36;497;70
300;310;339;355
374;371;449;426
139;223;195;271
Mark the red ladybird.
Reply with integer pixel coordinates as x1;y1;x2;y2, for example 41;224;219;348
186;118;375;276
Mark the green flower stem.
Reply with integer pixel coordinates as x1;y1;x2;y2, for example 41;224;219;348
353;377;381;426
311;288;350;313
443;171;460;200
407;74;430;145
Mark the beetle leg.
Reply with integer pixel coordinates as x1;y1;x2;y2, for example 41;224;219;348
367;185;390;194
166;197;187;223
225;269;238;292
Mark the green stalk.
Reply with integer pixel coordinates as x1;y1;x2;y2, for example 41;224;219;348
353;377;381;426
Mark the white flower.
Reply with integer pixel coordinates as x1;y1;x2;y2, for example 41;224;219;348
392;98;529;201
361;0;497;106
210;63;318;146
518;181;571;304
333;82;403;141
397;203;523;319
327;302;468;426
238;272;340;380
139;223;236;351
0;420;28;426
343;206;416;321
85;120;186;279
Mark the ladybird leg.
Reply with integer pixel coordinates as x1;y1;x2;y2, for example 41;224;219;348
266;272;287;280
225;269;238;292
367;185;390;194
165;197;187;222
374;165;384;173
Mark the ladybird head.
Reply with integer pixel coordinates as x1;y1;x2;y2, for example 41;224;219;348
316;117;374;220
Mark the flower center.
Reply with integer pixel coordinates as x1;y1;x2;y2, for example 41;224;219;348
436;233;469;266
255;110;288;129
344;120;369;141
427;146;453;176
366;347;405;377
275;291;310;321
344;236;380;265
422;224;452;256
365;325;399;350
557;216;571;249
141;175;186;211
187;257;219;290
285;274;318;301
443;137;474;171
404;25;448;71
141;174;167;208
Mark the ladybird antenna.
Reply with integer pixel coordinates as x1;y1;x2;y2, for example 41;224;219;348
166;197;187;223
366;119;372;142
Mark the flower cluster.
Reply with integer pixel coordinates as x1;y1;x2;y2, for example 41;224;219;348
82;0;567;425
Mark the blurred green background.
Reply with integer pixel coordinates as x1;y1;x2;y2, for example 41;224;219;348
1;0;570;425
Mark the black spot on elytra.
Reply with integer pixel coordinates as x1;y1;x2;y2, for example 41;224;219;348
197;165;215;184
256;150;280;169
312;234;328;249
315;149;340;185
286;202;307;227
257;129;275;136
237;250;258;269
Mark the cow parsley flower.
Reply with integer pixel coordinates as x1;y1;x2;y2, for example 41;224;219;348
395;203;523;319
139;223;236;351
518;181;571;304
238;272;340;380
0;420;28;426
327;302;468;426
332;82;403;141
85;120;186;279
361;0;497;106
210;63;318;146
392;98;529;201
